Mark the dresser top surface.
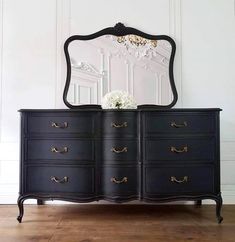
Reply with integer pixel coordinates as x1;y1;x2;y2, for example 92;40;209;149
18;108;222;113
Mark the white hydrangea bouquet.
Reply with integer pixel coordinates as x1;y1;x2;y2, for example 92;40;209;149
101;90;137;109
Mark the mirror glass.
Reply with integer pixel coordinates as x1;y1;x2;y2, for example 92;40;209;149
65;33;176;107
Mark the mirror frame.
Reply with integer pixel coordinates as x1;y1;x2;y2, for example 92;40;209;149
63;22;178;109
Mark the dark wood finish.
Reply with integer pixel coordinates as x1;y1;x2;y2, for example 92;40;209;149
63;23;178;109
17;108;222;223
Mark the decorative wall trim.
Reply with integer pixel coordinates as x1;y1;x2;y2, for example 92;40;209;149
221;141;235;161
55;0;71;108
169;0;182;106
0;0;3;142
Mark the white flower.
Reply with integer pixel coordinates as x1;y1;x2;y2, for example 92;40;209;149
101;90;137;109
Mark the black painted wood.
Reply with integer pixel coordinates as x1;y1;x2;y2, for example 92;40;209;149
27;113;96;135
144;165;215;195
145;137;215;162
26;165;95;194
101;166;138;196
63;23;178;109
144;112;216;135
102;111;137;137
27;139;95;161
17;108;223;223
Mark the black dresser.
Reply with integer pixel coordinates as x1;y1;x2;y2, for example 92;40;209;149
17;108;223;223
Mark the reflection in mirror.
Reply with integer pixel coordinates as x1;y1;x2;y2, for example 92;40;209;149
67;34;173;106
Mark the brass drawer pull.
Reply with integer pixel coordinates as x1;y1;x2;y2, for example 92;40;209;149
111;122;128;128
171;146;188;153
51;122;68;129
111;177;128;184
170;176;188;183
111;147;128;153
51;147;68;154
51;176;68;184
171;121;187;128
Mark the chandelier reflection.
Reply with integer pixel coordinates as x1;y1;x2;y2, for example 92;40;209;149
116;35;158;59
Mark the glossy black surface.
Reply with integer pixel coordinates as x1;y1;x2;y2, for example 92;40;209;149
18;108;223;223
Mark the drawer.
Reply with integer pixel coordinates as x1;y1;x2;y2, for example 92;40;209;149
27;139;94;161
101;166;138;195
26;165;95;194
144;113;216;135
27;113;96;135
145;137;215;162
103;139;137;161
144;165;214;195
102;112;137;137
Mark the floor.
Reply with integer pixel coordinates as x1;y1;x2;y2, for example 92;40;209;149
0;204;235;242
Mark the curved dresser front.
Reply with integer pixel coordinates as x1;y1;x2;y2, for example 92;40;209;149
17;108;223;223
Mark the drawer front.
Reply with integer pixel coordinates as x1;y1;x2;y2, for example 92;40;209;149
103;112;137;137
145;138;215;162
101;166;138;195
27;114;96;135
144;113;215;135
27;139;94;161
26;165;95;194
144;165;214;195
103;139;137;161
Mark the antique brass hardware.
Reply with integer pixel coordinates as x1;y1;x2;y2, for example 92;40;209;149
110;177;128;184
170;121;187;128
171;146;188;153
51;122;68;129
170;176;188;183
111;147;128;153
111;122;128;128
50;176;68;183
51;147;68;154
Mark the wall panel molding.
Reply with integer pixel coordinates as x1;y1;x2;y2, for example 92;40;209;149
55;0;71;108
169;0;182;107
0;0;3;142
221;141;235;161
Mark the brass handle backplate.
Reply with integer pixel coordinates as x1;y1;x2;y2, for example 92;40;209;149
51;147;68;154
51;176;68;184
111;122;128;128
111;177;128;184
111;147;128;153
171;121;187;128
51;122;68;129
170;176;188;183
171;146;188;153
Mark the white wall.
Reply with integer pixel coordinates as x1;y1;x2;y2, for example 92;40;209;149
0;0;234;203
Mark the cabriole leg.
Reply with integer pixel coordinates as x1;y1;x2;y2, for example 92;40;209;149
37;199;44;205
195;200;202;206
215;194;223;224
17;196;25;223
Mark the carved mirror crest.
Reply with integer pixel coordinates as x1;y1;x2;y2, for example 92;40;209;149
63;23;178;109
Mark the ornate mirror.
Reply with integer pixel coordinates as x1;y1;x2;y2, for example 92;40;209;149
63;23;178;109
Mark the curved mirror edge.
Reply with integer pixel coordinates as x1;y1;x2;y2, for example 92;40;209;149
63;23;178;109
